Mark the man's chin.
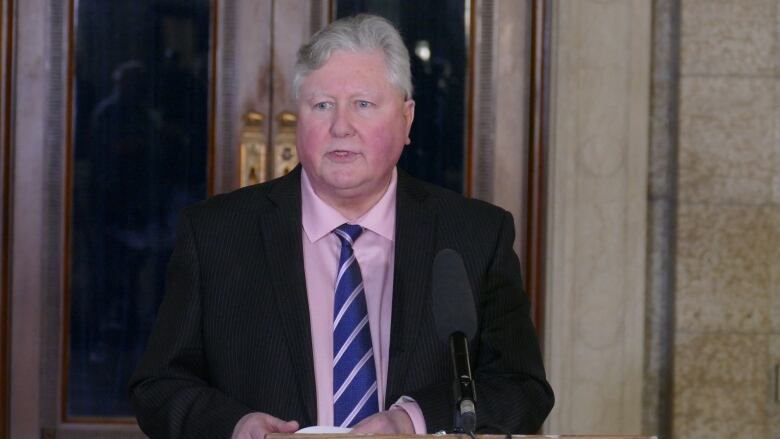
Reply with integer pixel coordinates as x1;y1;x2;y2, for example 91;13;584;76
328;182;369;199
324;179;388;203
320;173;364;193
313;171;391;203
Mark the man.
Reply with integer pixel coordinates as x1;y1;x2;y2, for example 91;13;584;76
130;14;553;439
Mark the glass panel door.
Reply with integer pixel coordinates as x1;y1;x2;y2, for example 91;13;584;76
68;0;210;418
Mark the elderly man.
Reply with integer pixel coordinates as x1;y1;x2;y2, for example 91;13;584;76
130;14;553;439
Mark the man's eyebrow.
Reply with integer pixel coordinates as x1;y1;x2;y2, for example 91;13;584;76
301;90;384;102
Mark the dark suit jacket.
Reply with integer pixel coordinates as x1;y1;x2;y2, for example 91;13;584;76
130;167;553;439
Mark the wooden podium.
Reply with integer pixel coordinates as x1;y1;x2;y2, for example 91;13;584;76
272;435;655;439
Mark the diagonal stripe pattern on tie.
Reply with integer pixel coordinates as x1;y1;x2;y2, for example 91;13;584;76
332;224;379;428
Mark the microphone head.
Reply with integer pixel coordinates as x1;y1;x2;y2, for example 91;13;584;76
431;249;477;342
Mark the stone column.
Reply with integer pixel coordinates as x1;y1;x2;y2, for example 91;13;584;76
544;0;651;434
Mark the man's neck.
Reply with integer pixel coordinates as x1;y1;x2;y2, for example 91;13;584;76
300;167;397;222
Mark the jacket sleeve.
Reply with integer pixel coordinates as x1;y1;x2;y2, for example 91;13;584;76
129;211;252;439
410;210;554;433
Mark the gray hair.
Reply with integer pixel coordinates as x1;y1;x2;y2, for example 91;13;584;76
293;14;413;100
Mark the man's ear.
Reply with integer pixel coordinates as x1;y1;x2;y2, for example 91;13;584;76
403;99;415;145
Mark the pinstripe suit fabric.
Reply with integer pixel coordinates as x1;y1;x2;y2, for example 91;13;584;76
129;166;553;438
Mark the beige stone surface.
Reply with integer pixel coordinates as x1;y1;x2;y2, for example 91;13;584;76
680;0;776;76
545;0;650;434
676;203;778;333
673;332;769;438
678;77;774;204
669;0;780;437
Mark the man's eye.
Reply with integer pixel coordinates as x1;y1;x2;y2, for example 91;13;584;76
314;102;333;110
356;100;373;108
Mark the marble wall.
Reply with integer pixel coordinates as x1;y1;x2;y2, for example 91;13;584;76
672;0;780;437
544;0;651;434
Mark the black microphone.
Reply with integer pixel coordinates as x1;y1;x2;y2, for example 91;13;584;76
432;249;477;434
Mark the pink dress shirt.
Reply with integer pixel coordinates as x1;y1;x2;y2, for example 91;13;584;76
300;168;425;433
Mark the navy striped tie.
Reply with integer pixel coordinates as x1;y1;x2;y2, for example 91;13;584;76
332;224;379;427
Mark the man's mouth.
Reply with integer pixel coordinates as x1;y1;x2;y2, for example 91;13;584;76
326;150;360;162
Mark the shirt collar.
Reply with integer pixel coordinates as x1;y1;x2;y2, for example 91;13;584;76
301;168;397;243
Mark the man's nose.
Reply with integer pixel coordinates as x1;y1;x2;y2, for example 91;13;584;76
330;106;355;137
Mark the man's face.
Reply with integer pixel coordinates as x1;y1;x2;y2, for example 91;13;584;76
297;49;415;210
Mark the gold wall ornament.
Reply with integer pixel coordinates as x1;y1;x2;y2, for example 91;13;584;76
272;111;299;178
240;111;268;187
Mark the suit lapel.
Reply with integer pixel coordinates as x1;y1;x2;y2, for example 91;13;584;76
385;171;436;406
258;167;317;424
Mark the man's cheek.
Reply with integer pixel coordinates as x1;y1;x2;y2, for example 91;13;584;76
297;129;322;157
365;128;394;152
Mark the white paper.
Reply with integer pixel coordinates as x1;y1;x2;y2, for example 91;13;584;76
295;426;352;434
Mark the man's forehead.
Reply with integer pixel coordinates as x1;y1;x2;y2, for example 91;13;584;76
300;76;389;96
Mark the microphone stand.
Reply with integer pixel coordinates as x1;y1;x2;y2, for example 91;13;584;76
449;331;476;435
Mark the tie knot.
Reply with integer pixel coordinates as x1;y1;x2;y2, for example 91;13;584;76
334;223;363;246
